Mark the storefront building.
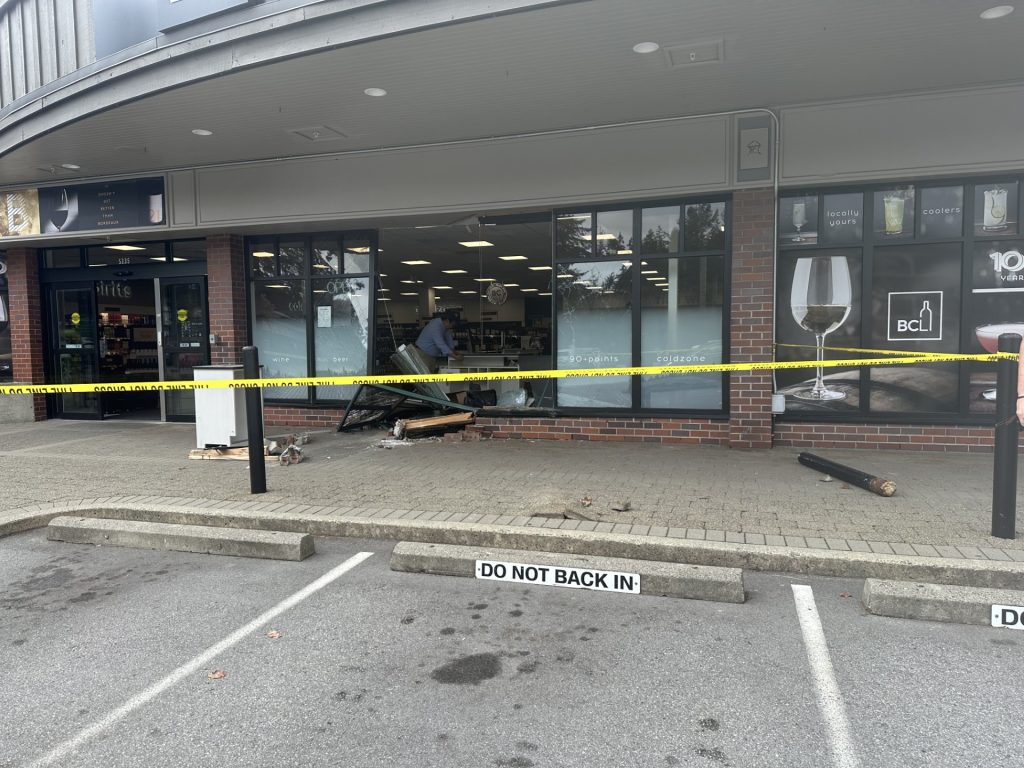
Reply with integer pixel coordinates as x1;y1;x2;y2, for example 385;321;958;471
1;0;1022;452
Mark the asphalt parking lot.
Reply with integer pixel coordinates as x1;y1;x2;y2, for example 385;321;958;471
2;531;1023;768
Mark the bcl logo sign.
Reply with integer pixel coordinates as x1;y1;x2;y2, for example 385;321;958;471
888;291;943;342
992;604;1024;630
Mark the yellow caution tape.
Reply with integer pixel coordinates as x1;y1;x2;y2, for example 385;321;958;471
775;343;961;359
0;352;1013;396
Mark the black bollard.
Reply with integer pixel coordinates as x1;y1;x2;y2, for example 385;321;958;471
991;333;1020;539
243;346;267;495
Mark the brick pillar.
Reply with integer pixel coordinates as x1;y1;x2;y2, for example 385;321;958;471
6;247;47;420
206;234;248;365
729;188;776;449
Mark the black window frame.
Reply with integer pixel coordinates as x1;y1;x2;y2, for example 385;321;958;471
246;231;377;407
552;195;731;418
777;171;1024;426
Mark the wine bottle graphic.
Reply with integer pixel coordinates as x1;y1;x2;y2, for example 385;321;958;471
919;300;932;334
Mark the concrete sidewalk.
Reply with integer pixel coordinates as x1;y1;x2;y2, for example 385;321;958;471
0;419;1021;566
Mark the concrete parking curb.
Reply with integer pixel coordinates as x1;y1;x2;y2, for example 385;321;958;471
390;541;746;603
46;516;315;561
863;578;1024;626
3;499;1024;588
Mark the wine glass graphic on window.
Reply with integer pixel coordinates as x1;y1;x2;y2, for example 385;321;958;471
790;256;852;401
792;201;808;243
46;188;78;233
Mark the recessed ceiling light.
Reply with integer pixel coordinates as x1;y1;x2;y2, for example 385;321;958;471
400;292;418;296
60;163;81;170
442;269;468;274
641;270;659;274
473;278;495;282
538;292;552;296
557;273;574;279
528;266;553;271
252;251;275;258
433;285;454;290
499;255;528;261
314;264;331;269
521;288;539;292
981;5;1014;19
379;273;387;277
149;256;167;262
458;240;494;248
401;260;431;265
505;283;520;288
459;290;477;294
172;257;187;262
191;128;213;136
104;245;146;251
378;288;390;292
655;282;669;287
621;261;633;267
364;87;387;97
266;284;289;289
632;41;660;54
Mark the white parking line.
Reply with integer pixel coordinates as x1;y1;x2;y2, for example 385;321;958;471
791;584;861;768
27;551;374;768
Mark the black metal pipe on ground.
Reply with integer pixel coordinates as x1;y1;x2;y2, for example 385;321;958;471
797;452;896;497
243;346;267;495
991;333;1020;539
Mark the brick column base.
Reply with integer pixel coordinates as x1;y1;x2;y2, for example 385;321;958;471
6;247;46;420
728;188;776;449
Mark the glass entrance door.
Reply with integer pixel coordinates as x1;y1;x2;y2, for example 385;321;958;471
50;284;101;418
159;277;210;421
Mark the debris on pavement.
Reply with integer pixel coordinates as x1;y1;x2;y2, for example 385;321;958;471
580;495;593;507
395;412;475;439
207;670;227;680
797;451;896;497
611;499;632;512
266;630;282;639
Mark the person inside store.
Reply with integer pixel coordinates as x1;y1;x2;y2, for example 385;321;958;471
415;310;464;371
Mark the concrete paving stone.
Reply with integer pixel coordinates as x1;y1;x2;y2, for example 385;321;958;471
558;520;581;531
432;512;458;522
934;545;962;559
765;535;786;547
805;538;829;550
508;517;532;526
576;521;598;532
956;546;986;560
847;540;871;553
477;515;499;525
543;519;564;529
867;541;895;555
705;530;726;542
628;525;651;537
980;548;1012;562
444;513;470;523
825;539;850;551
612;524;632;534
725;532;744;544
1006;550;1024;563
784;536;807;548
744;533;766;546
593;522;615;533
686;528;707;540
525;518;548;527
911;544;941;558
891;543;917;556
649;526;669;537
